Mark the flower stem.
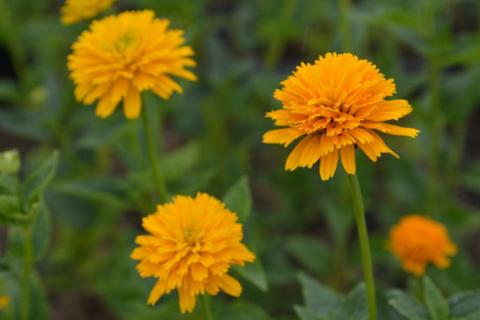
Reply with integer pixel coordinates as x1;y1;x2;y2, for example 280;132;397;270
20;224;33;320
141;105;168;203
200;295;214;320
347;174;377;320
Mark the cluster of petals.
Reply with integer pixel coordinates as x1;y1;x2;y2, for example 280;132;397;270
263;53;419;180
131;193;255;313
67;10;196;119
61;0;114;25
389;215;457;276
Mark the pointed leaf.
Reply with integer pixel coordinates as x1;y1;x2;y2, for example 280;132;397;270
332;283;368;320
298;273;341;317
449;292;480;318
223;176;252;222
424;277;449;320
22;151;59;204
233;259;268;292
387;289;428;320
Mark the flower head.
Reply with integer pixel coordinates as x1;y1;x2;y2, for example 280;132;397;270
131;193;255;313
263;53;419;180
389;215;457;276
67;10;196;119
0;296;9;310
61;0;114;25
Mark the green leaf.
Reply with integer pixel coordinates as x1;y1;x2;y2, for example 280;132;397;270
29;271;50;320
449;292;480;318
233;259;268;292
162;142;201;181
223;176;252;222
31;200;51;261
424;277;449;320
0;195;21;216
297;272;341;318
221;301;271;320
387;289;428;320
450;310;480;320
0;194;28;225
331;283;368;320
294;306;325;320
22;150;59;204
0;149;20;175
286;235;329;275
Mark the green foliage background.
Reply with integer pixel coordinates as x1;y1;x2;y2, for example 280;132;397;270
0;0;480;319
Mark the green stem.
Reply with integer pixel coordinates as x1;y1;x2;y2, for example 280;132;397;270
200;295;214;320
20;224;33;320
141;105;168;203
347;174;377;320
339;0;352;51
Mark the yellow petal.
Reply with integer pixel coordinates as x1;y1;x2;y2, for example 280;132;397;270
340;144;356;175
263;128;304;146
319;149;338;181
178;289;196;313
123;87;142;119
363;122;419;138
366;99;413;121
219;274;242;297
147;280;167;305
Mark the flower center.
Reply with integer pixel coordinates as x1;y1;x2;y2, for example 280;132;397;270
113;30;137;53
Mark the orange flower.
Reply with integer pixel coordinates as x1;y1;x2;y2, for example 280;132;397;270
389;215;457;276
131;193;255;313
67;10;196;119
263;53;418;180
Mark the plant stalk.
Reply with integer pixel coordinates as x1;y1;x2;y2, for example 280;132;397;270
347;174;377;320
20;224;33;320
141;105;168;204
200;295;214;320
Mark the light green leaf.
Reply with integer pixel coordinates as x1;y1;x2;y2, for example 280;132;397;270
223;176;252;222
424;277;449;320
22;150;59;204
298;273;341;318
387;289;428;320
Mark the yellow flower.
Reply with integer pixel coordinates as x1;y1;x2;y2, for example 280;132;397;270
389;215;457;276
60;0;114;25
0;295;9;310
67;10;196;119
263;53;419;180
131;193;255;313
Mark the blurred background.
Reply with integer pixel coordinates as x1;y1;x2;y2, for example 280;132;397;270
0;0;480;319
